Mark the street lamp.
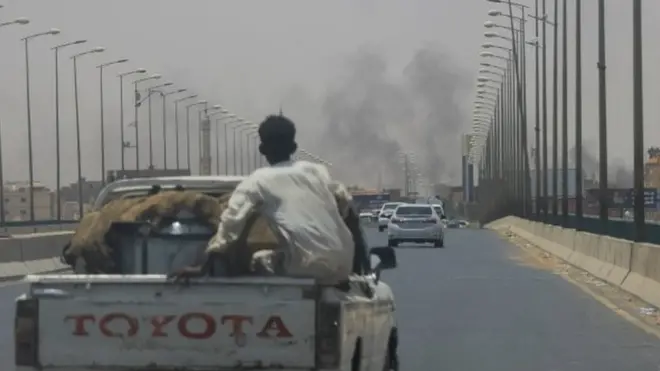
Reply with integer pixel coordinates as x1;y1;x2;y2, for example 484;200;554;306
21;27;60;223
159;88;186;169
97;58;128;184
238;126;256;175
185;100;207;172
132;74;162;172
215;115;238;174
72;46;105;219
173;94;198;170
230;121;255;175
0;17;29;28
51;39;86;221
118;68;147;171
146;81;173;167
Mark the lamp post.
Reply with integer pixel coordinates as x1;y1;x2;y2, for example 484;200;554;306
0;17;30;225
97;58;128;184
146;81;173;168
574;0;583;226
231;121;253;175
199;105;223;175
173;94;198;170
185;101;207;172
159;88;186;170
217;116;239;174
632;0;644;241
52;39;86;221
238;126;254;175
597;0;608;231
486;13;529;216
72;46;105;219
205;110;231;175
529;1;556;220
22;27;60;222
118;68;146;171
132;74;162;172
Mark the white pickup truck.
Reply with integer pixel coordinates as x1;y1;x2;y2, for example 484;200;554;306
15;176;399;371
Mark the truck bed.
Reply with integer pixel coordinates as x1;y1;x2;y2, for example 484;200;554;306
19;275;318;370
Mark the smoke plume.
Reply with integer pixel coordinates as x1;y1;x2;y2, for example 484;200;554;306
296;46;471;187
569;141;633;188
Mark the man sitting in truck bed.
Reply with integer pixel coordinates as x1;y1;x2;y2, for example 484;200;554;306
180;114;355;284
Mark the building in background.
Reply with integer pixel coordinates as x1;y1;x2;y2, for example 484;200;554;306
2;181;52;221
645;147;660;188
58;178;104;219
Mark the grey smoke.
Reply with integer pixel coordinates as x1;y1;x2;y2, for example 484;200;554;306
569;141;633;188
300;46;470;187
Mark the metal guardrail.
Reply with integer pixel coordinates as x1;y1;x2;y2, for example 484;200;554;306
530;213;660;245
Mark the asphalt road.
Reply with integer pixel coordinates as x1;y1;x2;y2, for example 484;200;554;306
364;227;660;371
2;227;660;370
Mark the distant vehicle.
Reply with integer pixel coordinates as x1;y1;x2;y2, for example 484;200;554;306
359;211;375;223
387;204;445;248
378;202;404;232
431;204;446;219
446;219;460;228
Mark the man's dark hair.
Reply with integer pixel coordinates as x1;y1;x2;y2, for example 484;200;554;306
258;114;297;160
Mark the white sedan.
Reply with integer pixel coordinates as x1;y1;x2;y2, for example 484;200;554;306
387;204;445;248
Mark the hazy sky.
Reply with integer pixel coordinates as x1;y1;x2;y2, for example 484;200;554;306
0;0;659;190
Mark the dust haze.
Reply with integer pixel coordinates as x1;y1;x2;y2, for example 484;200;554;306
284;45;471;188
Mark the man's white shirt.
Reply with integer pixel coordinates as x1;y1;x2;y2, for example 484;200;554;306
207;160;355;284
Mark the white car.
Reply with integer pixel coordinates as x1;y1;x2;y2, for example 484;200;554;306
378;202;404;232
431;203;446;219
387;204;445;248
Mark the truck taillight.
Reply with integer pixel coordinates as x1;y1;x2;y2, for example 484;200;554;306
15;298;38;367
316;303;341;369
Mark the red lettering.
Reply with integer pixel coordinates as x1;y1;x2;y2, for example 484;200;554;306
99;313;139;338
178;313;216;339
256;316;293;338
64;314;95;336
221;315;252;338
150;315;176;337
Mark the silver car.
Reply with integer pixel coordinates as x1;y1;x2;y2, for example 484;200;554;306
387;204;445;248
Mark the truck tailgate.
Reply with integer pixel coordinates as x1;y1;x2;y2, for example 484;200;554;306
31;275;317;369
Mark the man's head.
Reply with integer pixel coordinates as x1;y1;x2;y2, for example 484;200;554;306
258;114;298;165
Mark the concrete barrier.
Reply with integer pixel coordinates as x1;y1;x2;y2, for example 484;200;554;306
622;242;660;308
0;231;73;281
488;216;660;308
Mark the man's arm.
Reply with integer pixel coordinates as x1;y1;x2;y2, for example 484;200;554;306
207;178;263;253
